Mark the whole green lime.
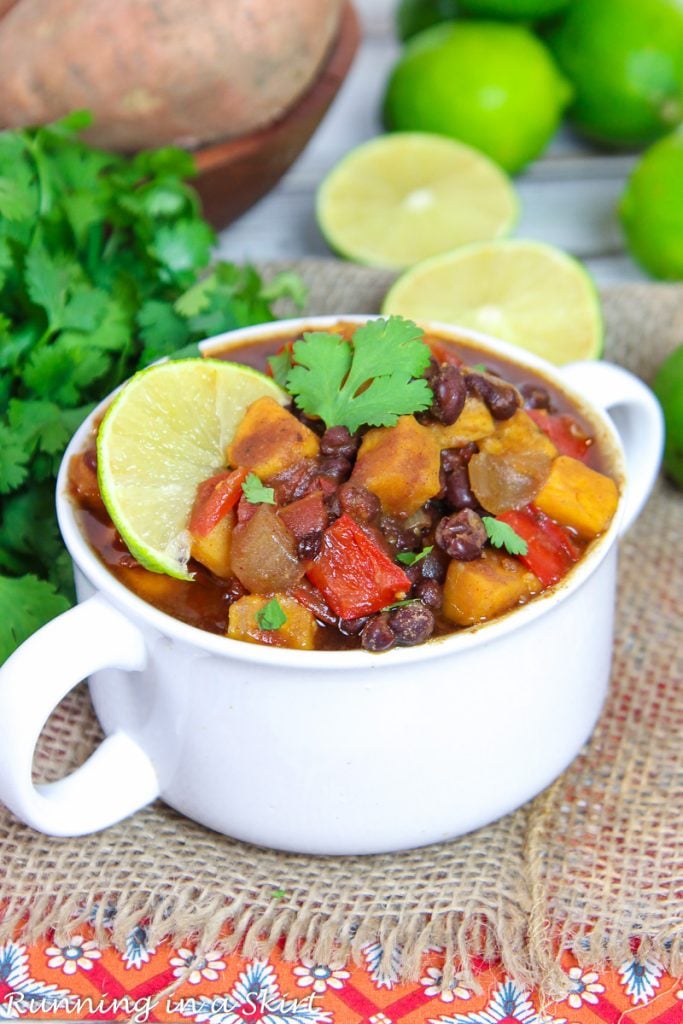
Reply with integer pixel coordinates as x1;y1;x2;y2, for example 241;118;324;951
652;345;683;488
620;132;683;280
460;0;569;20
396;0;461;42
546;0;683;147
383;22;572;174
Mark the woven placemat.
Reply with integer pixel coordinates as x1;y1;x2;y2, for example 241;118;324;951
2;261;682;995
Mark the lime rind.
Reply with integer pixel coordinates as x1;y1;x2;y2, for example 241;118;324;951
317;132;519;269
382;239;604;365
97;358;287;579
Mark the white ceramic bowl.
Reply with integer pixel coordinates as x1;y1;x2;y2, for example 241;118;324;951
0;318;663;854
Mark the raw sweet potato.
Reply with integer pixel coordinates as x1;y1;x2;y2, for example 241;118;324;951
0;0;342;150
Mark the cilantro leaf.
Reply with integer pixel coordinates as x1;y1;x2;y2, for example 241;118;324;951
0;574;71;664
483;516;529;557
150;220;214;276
286;317;433;432
268;348;293;389
138;300;190;365
0;424;30;493
396;545;433;566
241;473;275;505
24;243;74;328
256;598;287;632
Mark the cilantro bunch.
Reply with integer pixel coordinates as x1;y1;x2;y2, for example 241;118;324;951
0;111;304;663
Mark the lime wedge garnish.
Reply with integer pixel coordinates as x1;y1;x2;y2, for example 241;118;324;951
97;359;287;579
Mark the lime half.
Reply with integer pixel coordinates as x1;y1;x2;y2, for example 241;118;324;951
317;133;518;269
97;359;287;579
382;240;603;365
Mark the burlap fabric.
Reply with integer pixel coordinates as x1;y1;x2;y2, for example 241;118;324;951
1;261;681;995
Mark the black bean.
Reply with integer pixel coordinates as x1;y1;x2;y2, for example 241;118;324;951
520;382;553;411
319;456;352;482
339;615;369;636
420;549;448;583
338;483;380;523
402;562;423;587
432;364;467;425
466;373;519;420
361;614;396;652
320;425;359;459
389;603;435;646
415;579;442;610
295;411;326;435
424;355;440;383
435;509;487;561
379;515;419;553
84;447;98;472
297;531;323;562
445;464;478;511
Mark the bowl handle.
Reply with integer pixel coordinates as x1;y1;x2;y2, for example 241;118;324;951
561;360;664;536
0;594;159;836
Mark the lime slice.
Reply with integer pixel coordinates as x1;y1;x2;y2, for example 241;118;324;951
316;133;518;269
382;239;603;365
97;359;287;579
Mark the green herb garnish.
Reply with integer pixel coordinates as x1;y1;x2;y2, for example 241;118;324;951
285;316;433;432
0;112;305;665
483;516;528;556
242;473;276;505
470;363;488;373
268;348;293;389
396;545;433;566
256;598;288;632
271;888;287;900
382;598;421;611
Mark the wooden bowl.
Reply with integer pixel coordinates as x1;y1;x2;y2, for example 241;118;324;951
193;1;360;231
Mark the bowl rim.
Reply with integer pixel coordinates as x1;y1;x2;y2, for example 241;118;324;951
56;315;625;672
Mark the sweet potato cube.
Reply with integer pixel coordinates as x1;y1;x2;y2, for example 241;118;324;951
480;409;558;460
227;593;317;650
534;455;619;539
350;415;442;516
443;548;542;627
426;397;494;449
191;511;234;578
228;396;319;478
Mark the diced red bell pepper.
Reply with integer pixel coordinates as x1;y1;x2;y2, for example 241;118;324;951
279;491;327;542
306;514;412;619
426;338;464;368
189;467;249;537
498;505;581;588
527;409;593;462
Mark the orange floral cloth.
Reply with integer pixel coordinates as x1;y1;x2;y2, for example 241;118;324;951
1;925;681;1023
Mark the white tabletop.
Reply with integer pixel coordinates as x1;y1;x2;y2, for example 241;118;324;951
216;0;650;287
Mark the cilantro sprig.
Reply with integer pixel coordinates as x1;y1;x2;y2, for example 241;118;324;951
241;473;275;505
285;317;433;432
396;545;433;566
0;112;305;664
256;598;288;632
483;517;528;557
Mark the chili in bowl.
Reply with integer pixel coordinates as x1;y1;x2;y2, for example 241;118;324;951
0;316;663;854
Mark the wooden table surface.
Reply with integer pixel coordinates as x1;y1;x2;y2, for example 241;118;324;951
216;0;650;287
